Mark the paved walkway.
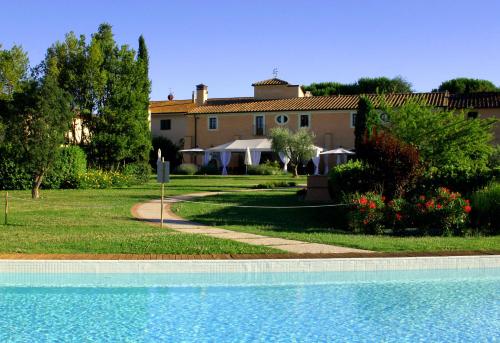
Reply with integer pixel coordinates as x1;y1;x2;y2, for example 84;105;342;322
132;193;373;254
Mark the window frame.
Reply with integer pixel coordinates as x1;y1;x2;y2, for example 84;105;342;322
208;116;218;131
275;114;289;125
160;119;171;131
254;114;265;136
350;112;357;128
298;113;311;129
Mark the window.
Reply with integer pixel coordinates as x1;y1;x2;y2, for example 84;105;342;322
254;115;265;136
160;119;171;130
350;112;357;128
275;114;289;125
299;114;310;128
208;116;218;130
467;111;479;119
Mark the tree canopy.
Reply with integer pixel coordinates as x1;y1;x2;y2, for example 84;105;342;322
45;23;152;170
435;78;499;94
0;44;29;100
3;57;73;198
270;127;316;177
303;76;412;96
381;99;496;170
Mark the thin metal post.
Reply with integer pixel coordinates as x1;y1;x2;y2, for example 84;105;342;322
160;183;164;228
4;192;8;225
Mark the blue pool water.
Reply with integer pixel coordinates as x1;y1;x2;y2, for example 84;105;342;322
0;269;498;342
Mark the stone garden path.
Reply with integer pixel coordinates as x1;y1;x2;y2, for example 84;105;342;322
132;192;373;254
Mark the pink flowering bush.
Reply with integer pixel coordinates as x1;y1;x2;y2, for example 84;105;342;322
412;187;470;236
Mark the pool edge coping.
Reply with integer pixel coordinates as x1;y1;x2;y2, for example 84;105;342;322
0;255;498;273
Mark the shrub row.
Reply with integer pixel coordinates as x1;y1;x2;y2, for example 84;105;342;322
0;146;151;190
253;181;297;189
348;187;471;236
247;161;286;175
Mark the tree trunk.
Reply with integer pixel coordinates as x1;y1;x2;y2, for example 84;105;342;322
293;164;299;178
32;174;44;199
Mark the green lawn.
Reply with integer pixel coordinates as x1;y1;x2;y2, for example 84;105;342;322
0;175;303;254
172;189;500;253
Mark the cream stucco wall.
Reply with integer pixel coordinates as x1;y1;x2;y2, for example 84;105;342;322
151;113;186;145
186;111;355;150
253;85;304;100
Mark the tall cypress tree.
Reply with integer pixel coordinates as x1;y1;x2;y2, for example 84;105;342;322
354;96;370;151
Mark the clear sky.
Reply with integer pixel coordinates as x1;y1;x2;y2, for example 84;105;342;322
1;0;499;100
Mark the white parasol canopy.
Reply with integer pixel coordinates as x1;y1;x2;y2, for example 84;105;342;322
179;148;205;153
320;148;354;155
207;138;273;152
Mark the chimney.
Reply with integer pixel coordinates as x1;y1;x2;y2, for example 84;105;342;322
195;84;208;106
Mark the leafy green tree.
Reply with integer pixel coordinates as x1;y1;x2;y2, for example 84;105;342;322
0;44;29;100
436;78;498;94
270;127;316;177
303;76;412;96
382;100;496;169
47;24;152;170
6;57;73;198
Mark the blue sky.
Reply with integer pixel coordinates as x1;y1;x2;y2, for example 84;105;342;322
1;0;499;100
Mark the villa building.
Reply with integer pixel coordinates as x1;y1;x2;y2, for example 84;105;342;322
149;78;500;168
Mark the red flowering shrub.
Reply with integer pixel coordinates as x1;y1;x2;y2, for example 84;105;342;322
348;192;386;234
385;198;409;235
412;187;470;235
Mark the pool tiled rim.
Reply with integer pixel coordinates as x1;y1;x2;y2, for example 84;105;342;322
0;255;498;274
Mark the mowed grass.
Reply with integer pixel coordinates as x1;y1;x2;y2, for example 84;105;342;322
172;190;500;253
0;175;303;254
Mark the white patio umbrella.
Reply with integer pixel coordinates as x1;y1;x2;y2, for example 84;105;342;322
320;147;355;174
244;147;252;174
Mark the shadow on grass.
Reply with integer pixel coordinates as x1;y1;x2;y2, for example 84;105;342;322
178;192;351;234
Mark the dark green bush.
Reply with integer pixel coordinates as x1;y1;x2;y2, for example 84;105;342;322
149;136;182;172
247;161;285;175
328;160;378;202
123;161;151;184
174;163;198;175
470;183;500;234
253;181;297;189
197;161;220;175
43;146;87;189
419;165;495;196
0;146;31;190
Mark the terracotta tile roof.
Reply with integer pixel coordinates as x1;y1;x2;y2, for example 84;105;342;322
189;92;449;114
205;97;256;106
149;99;196;114
252;78;290;86
448;92;500;109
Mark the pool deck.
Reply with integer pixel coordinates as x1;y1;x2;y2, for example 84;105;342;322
131;194;373;254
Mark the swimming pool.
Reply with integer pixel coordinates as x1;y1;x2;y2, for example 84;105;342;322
0;267;498;342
